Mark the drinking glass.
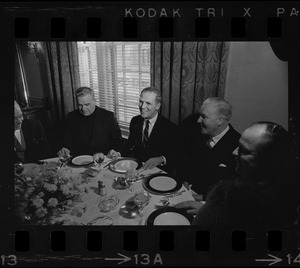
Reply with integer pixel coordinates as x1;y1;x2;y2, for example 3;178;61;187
14;162;24;175
133;191;150;220
126;169;139;194
58;154;71;169
93;153;105;169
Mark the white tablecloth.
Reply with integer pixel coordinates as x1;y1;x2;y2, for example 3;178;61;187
40;157;195;225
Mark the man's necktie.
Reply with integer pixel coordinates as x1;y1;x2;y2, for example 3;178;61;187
143;120;150;146
207;138;215;148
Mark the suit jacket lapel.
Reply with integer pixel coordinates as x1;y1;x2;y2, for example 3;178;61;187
136;116;144;146
211;126;232;152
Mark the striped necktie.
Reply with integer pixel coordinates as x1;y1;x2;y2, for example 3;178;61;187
143;120;150;146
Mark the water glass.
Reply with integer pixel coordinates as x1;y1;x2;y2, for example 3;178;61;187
126;169;139;194
14;162;24;175
133;191;150;220
58;154;71;168
93;152;105;169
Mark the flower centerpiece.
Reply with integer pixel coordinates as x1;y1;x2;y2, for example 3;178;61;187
14;163;88;225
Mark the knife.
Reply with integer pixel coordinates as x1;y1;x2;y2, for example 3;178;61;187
164;190;186;198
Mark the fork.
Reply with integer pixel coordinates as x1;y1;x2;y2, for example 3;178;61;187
154;202;175;209
164;190;186;198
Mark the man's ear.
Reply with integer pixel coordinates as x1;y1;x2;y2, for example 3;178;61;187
156;102;161;111
217;117;224;126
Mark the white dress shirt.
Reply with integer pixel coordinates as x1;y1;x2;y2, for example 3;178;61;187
142;112;166;165
142;112;158;138
209;125;230;148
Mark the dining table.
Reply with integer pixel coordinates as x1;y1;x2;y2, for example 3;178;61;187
20;156;196;226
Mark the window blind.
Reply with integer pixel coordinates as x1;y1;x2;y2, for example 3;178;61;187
77;42;151;137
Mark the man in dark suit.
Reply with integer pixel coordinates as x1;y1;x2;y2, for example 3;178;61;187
58;87;123;157
108;87;178;173
14;100;51;163
177;122;300;230
179;97;240;200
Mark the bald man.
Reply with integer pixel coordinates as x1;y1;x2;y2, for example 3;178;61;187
177;121;299;229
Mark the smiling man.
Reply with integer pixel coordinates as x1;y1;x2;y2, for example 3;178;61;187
179;97;240;199
109;87;178;173
58;87;123;157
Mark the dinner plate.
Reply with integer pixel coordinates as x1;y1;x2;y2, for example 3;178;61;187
142;174;182;195
146;207;193;226
70;155;94;167
109;157;142;174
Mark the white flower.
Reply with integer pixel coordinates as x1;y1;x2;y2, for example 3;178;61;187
47;198;58;207
27;187;35;195
36;207;47;218
37;192;45;198
61;185;70;195
32;198;44;208
44;183;57;192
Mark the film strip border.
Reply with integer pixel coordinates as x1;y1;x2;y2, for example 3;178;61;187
0;2;300;40
12;16;293;40
3;228;300;266
1;1;300;266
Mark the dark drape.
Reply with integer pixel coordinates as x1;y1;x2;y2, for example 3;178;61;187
151;42;230;125
14;44;27;108
40;42;80;123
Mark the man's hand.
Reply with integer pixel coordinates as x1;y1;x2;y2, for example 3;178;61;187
183;181;191;190
142;157;164;170
58;147;70;157
107;149;121;159
183;182;203;201
174;200;205;215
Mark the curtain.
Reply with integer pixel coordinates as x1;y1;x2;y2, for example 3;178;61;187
151;42;230;125
40;42;80;123
14;44;27;108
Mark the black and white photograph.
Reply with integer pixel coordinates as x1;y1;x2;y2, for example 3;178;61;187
1;1;300;266
13;41;300;229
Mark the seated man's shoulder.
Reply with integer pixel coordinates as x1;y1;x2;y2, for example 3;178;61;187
97;106;114;117
159;114;178;129
22;118;43;129
66;109;79;120
130;115;142;123
229;124;241;138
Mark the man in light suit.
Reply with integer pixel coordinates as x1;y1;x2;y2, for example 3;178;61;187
109;87;178;173
58;87;123;157
179;97;240;199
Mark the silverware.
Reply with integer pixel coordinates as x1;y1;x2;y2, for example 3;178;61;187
154;203;175;209
164;190;186;198
132;170;166;183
